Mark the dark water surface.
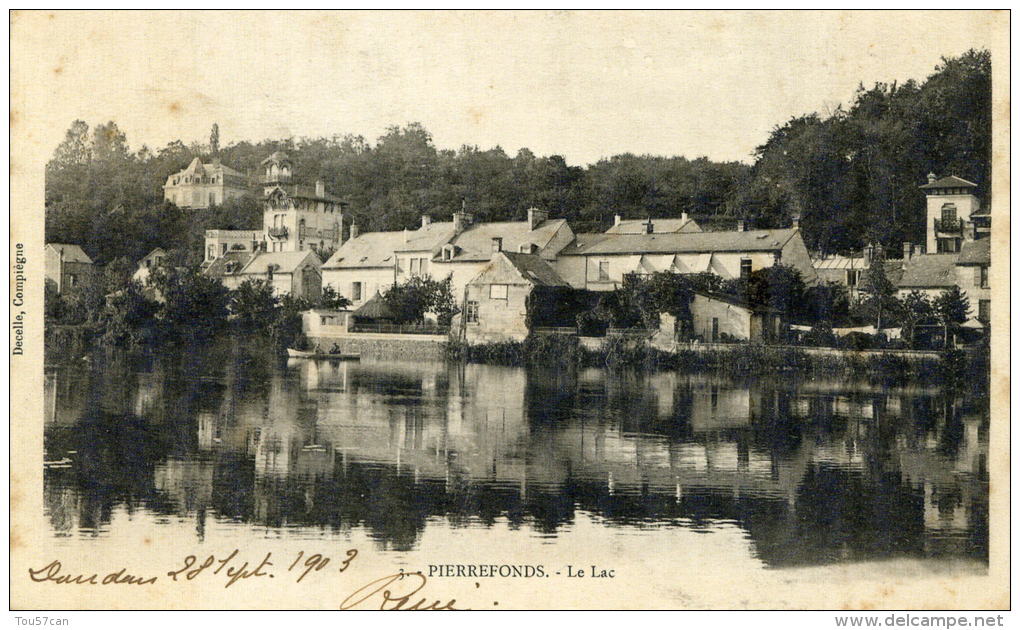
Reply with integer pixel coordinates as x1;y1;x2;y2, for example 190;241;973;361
43;343;988;570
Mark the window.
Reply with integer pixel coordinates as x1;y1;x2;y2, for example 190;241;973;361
980;265;989;289
207;245;215;260
410;258;421;276
489;284;508;300
711;317;720;342
740;258;752;279
597;261;610;282
192;191;202;206
938;238;961;254
978;299;990;323
67;274;77;287
221;243;228;255
351;282;363;302
846;269;861;287
209;193;216;206
465;301;479;323
941;203;957;224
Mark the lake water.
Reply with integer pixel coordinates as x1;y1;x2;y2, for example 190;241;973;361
43;343;988;572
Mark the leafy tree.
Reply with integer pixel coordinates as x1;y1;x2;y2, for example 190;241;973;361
229;279;279;330
857;253;899;329
934;286;970;348
99;281;161;348
149;266;230;341
382;275;458;325
898;290;935;348
318;284;352;310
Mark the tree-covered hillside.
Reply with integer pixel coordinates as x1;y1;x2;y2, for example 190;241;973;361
45;50;990;265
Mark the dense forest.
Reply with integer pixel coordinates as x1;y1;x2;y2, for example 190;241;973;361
45;49;990;265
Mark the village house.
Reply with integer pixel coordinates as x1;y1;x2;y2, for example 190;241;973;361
687;291;782;343
553;221;817;291
164;157;249;209
131;248;167;286
45;243;94;294
461;251;570;344
894;174;992;323
604;213;701;234
321;208;574;308
204;250;322;300
812;244;905;302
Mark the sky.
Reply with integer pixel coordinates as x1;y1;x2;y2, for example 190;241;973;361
12;10;1003;166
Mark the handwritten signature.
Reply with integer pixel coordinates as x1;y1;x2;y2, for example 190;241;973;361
340;571;464;610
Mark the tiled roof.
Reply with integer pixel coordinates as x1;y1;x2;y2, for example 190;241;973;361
605;217;702;234
240;250;320;275
498;252;569;287
445;219;568;262
203;251;255;278
175;157;243;179
813;255;869;270
957;239;990;265
324;222;455;269
559;228;799;256
46;243;93;264
897;254;959;288
920;175;978;190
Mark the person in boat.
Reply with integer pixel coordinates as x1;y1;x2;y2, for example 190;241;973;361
330;343;341;355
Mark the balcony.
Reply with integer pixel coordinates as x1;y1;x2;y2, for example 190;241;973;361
267;226;289;239
934;218;962;235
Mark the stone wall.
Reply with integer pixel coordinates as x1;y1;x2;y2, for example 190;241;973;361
307;332;448;360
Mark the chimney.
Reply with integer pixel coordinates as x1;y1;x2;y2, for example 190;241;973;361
315;179;325;197
902;241;913;261
791;215;800;229
927;172;937;185
614;215;622;226
863;244;875;265
491;237;503;253
736;220;746;232
527;207;549;231
453;211;472;234
350;223;359;240
403;229;409;244
644;219;654;234
681;212;689;222
421;214;431;228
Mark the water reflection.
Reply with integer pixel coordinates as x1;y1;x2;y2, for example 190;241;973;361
44;344;988;567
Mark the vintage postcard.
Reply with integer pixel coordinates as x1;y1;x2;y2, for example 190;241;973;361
10;10;1010;613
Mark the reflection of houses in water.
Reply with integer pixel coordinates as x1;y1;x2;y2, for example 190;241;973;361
43;353;989;565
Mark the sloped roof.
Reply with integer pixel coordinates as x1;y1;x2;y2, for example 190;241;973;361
957;239;990;265
324;222;456;269
897;254;959;288
353;293;395;319
170;157;243;180
605;217;702;234
240;250;320;275
203;251;255;278
444;219;568;262
139;247;167;263
813;255;869;271
261;151;291;165
46;243;93;264
471;251;568;287
264;183;344;204
559;228;799;256
920;175;978;190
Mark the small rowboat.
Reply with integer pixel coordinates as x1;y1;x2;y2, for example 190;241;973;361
287;348;360;360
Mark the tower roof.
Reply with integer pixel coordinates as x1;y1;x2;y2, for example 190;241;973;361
920;175;978;190
261;151;291;165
